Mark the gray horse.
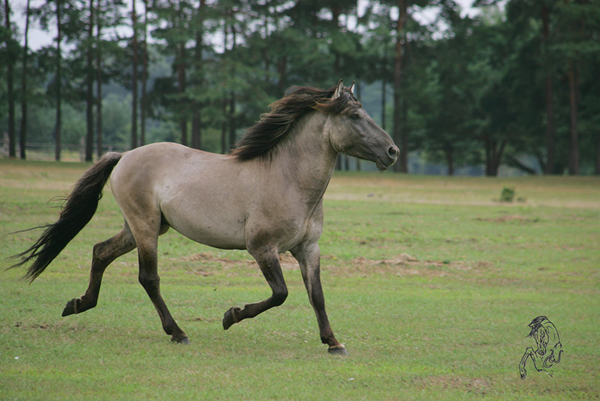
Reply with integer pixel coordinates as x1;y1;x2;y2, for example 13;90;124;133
11;80;398;354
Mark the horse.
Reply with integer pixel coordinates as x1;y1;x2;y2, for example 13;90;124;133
519;316;563;379
10;80;398;354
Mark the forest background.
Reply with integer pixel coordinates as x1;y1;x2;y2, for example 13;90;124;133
1;0;599;176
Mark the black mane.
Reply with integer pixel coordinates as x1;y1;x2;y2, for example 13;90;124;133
230;85;359;161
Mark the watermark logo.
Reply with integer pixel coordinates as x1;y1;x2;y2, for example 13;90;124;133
519;316;563;379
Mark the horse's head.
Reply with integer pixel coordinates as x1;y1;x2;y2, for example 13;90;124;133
326;80;399;170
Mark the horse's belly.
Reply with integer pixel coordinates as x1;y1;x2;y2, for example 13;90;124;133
161;200;247;250
175;226;246;250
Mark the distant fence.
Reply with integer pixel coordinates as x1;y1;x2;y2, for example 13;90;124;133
1;134;126;162
2;133;533;177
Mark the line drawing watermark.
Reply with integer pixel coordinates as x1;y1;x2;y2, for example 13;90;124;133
519;316;563;379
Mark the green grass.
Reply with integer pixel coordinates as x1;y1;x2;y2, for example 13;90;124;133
1;160;599;400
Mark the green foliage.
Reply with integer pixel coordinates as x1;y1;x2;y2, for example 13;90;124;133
500;186;515;202
2;0;600;173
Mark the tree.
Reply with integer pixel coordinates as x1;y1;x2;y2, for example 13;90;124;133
85;0;94;161
501;0;559;174
151;0;197;146
190;0;205;150
131;0;138;149
96;0;127;156
32;0;91;158
19;0;32;159
55;0;63;160
140;0;148;146
3;0;17;158
504;0;600;175
363;3;395;131
96;0;103;157
556;0;595;175
541;1;556;174
393;0;407;172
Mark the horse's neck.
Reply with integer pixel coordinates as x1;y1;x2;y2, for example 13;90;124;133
273;112;338;200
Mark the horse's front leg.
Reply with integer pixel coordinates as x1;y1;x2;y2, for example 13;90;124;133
292;242;347;355
222;248;288;330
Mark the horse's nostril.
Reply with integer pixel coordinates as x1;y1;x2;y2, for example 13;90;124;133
388;146;399;158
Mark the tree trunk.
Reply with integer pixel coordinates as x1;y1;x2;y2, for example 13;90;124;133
596;132;600;175
55;0;62;161
332;6;343;171
445;146;454;176
485;138;507;176
381;47;387;131
140;0;148;147
4;0;16;158
393;0;407;173
221;98;227;153
355;81;362;172
191;112;201;149
485;140;494;176
221;29;228;154
19;0;31;160
228;92;236;150
226;24;236;150
131;0;138;149
85;0;94;161
277;56;287;95
191;18;203;150
541;4;555;174
177;44;187;146
402;77;408;168
544;74;555;174
96;0;102;157
567;58;579;175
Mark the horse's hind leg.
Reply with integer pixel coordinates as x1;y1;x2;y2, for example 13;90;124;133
62;224;137;316
136;231;189;344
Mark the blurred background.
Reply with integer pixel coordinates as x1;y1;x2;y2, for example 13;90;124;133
1;0;599;176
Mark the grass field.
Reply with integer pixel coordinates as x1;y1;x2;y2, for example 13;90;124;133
1;159;599;400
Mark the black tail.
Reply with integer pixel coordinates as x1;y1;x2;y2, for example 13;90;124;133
9;152;123;282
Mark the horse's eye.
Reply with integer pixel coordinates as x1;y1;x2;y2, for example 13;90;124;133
350;113;360;121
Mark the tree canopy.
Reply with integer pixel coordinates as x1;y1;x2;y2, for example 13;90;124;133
2;0;599;175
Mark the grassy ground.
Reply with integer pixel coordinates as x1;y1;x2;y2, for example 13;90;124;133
1;159;599;400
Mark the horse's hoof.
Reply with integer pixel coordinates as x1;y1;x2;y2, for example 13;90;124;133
61;298;79;317
223;306;241;330
172;336;190;345
328;345;349;356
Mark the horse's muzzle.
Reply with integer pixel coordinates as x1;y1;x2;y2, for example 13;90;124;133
387;146;399;162
376;146;399;170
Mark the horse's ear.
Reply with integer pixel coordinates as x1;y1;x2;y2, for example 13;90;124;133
349;81;355;94
333;79;344;99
